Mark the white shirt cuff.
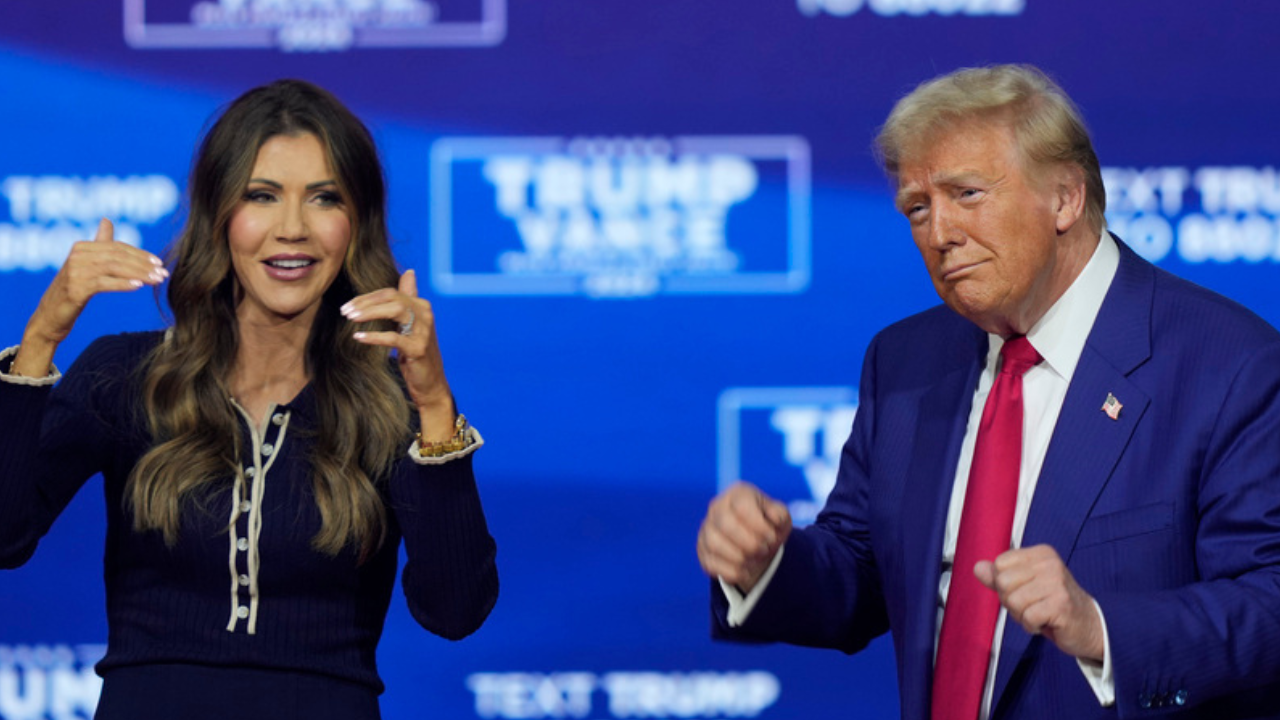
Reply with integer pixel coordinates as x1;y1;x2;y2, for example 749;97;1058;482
0;345;61;386
1076;597;1115;707
408;425;484;465
721;545;786;627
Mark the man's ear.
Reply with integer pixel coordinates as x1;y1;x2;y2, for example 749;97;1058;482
1053;165;1087;234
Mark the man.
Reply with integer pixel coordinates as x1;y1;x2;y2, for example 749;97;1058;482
697;65;1280;720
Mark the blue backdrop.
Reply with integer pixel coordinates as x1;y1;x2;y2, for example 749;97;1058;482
3;2;1279;718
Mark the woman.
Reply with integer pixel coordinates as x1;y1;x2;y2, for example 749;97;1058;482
0;80;498;719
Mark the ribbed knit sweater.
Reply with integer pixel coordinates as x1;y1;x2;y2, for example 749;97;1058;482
0;331;498;694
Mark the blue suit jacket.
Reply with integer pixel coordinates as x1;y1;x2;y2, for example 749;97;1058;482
714;240;1280;719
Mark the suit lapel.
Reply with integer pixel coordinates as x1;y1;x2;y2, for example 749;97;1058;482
900;326;986;720
989;238;1155;714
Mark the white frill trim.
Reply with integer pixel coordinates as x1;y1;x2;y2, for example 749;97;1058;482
408;425;484;466
0;345;61;387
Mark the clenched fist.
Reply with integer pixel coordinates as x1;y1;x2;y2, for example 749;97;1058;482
697;482;792;594
975;544;1105;662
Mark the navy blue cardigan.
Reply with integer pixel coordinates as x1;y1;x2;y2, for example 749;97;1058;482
0;331;498;693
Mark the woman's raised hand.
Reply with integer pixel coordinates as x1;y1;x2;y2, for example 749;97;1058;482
342;269;456;441
13;219;167;378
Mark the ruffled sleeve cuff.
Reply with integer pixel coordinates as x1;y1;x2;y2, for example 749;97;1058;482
0;346;61;387
408;425;485;466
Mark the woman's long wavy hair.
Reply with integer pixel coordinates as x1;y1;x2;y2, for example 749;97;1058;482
128;79;411;560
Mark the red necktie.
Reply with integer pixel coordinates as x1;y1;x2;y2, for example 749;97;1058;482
931;336;1042;720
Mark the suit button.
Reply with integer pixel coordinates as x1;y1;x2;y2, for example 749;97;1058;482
1175;689;1188;706
1138;693;1151;709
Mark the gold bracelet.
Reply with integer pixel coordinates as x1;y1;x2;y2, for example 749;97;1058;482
417;413;471;457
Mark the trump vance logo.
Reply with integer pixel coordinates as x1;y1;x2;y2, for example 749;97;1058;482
429;136;811;299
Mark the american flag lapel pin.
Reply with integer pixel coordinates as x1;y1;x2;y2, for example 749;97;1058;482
1102;392;1123;420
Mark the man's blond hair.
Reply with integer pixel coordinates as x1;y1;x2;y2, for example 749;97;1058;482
875;64;1105;234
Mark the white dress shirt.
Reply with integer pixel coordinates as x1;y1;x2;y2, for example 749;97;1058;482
725;232;1120;717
